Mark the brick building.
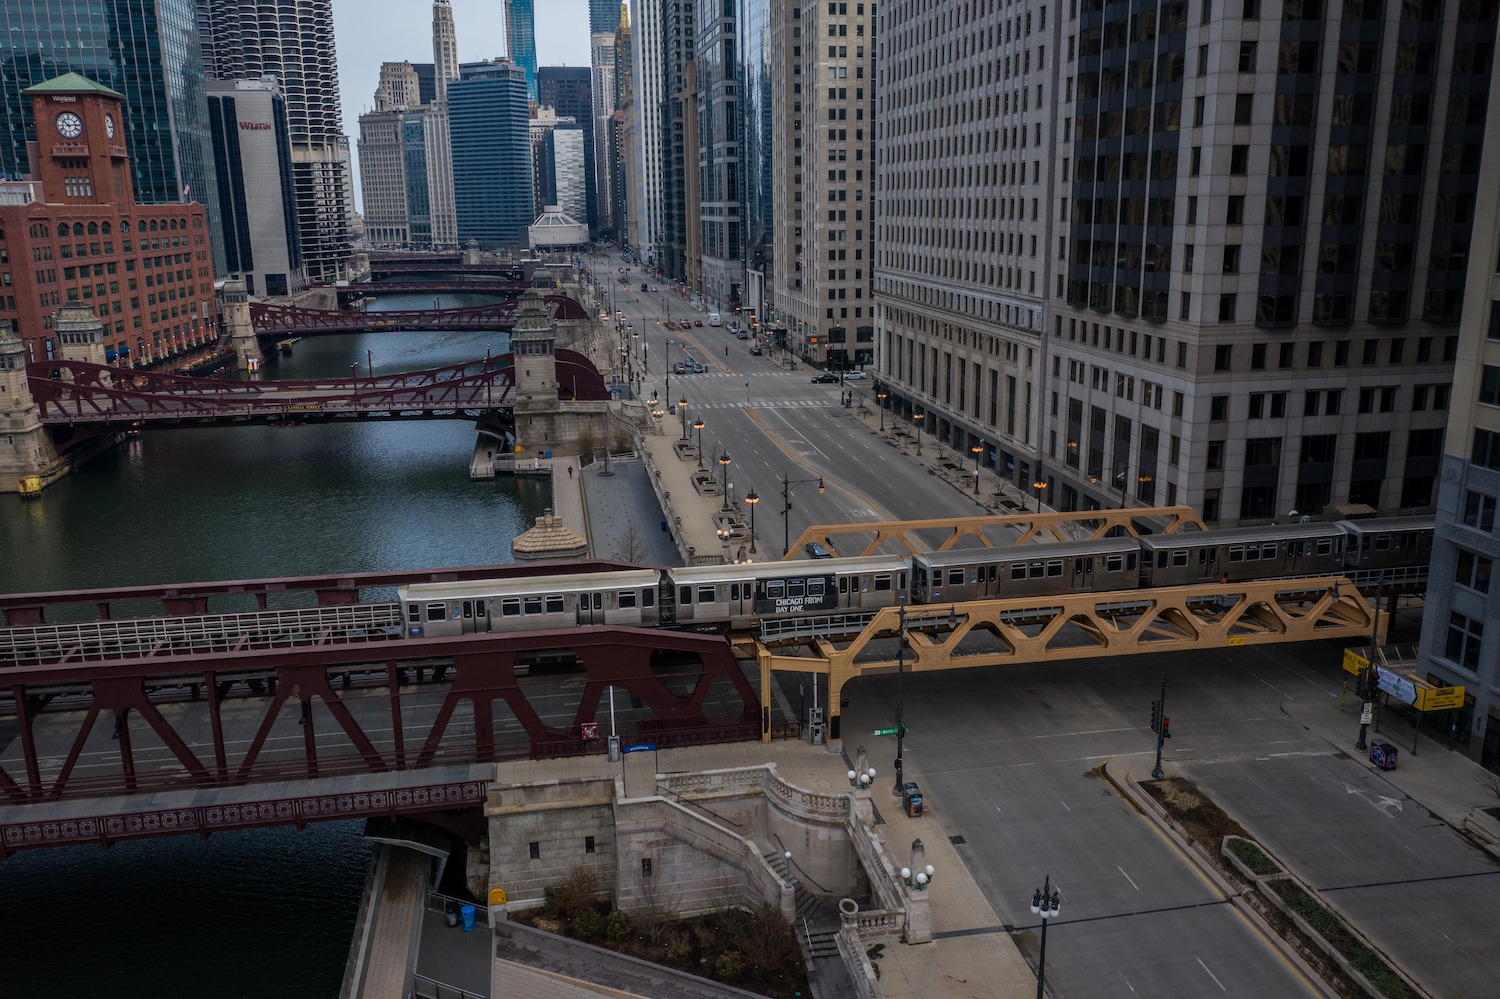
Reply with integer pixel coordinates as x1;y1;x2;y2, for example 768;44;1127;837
0;74;217;365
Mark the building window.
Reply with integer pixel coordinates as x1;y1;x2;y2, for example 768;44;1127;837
1456;550;1493;593
529;841;541;860
1481;366;1500;406
1214;345;1233;371
1472;428;1500;470
1445;612;1483;672
1462;490;1497;531
642;858;653;877
1211;395;1230;420
586;836;596;854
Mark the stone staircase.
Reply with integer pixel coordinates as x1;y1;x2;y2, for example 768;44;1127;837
759;843;858;999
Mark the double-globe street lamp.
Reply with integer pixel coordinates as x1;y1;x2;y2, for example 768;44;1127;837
1033;478;1049;513
913;411;925;455
1029;877;1062;999
971;441;985;494
718;450;732;511
694;417;706;467
679;396;690;440
745;488;759;555
780;474;826;556
877;390;889;431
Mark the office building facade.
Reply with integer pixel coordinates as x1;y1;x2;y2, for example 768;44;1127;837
874;0;1490;524
358;109;413;246
592;33;619;237
539;67;598;229
205;78;304;297
505;0;540;101
695;0;744;308
449;60;533;246
427;0;462;248
0;0;225;274
199;0;353;283
625;0;665;265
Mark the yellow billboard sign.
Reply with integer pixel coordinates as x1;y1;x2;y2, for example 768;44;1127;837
1417;686;1466;712
1342;649;1370;675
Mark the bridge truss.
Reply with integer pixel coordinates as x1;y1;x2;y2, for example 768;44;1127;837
28;356;514;433
785;504;1208;558
0;626;765;854
248;294;588;337
743;575;1381;742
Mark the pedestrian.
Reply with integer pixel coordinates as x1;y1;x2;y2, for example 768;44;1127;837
567;464;573;479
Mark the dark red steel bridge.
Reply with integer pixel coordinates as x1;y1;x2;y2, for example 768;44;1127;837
366;259;527;278
0;564;778;855
337;279;535;299
249;294;589;337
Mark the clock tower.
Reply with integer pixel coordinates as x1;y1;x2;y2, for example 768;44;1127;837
23;72;134;205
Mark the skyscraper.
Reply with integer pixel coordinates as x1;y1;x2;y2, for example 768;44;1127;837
505;0;539;102
539;67;597;229
590;32;617;236
660;0;699;283
199;0;353;283
625;0;664;266
590;0;623;35
375;62;423;111
0;0;226;274
695;0;742;308
427;0;462;248
448;60;533;246
433;0;460;103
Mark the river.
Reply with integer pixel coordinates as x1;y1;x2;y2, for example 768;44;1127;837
0;294;538;997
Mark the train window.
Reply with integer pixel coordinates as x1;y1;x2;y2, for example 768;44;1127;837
1229;546;1245;562
839;577;848;594
1261;543;1276;559
463;601;474;618
900;571;907;589
476;601;486;617
680;586;693;604
1129;553;1137;570
874;573;892;590
697;585;716;604
1030;562;1046;579
1374;535;1391;551
426;603;447;622
1172;550;1189;567
524;596;543;615
1198;550;1209;564
546;595;565;613
809;579;825;596
643;588;655;607
1075;560;1085;575
948;568;965;585
766;580;783;599
988;565;998;582
788;579;805;598
1107;554;1125;572
1011;563;1028;581
501;598;521;616
619;590;638;608
407;603;420;620
1048;560;1064;577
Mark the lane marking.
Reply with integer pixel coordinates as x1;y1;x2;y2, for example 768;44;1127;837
1118;865;1140;892
1197;957;1228;992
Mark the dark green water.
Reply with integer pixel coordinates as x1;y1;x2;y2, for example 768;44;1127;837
0;295;539;996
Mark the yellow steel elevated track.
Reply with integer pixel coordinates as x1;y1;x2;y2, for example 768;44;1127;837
739;574;1381;743
783;504;1207;558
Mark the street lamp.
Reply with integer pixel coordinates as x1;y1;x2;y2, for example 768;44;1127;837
716;526;732;561
891;603;909;798
1029;876;1062;999
971;441;985;494
1032;478;1049;513
877;390;889;431
693;416;706;467
679;395;689;440
718;449;732;511
913;411;925;455
745;487;759;554
780;474;826;556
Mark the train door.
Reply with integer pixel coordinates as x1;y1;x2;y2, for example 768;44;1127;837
455;599;485;634
577;591;606;625
1071;556;1095;591
1198;545;1219;581
979;563;999;598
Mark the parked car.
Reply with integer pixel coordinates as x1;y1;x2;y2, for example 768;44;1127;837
749;345;763;355
811;373;839;384
737;330;751;340
843;369;868;379
804;541;833;559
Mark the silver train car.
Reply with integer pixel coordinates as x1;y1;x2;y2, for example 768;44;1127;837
911;537;1141;602
1338;516;1434;571
1138;523;1345;586
398;569;660;637
666;555;909;630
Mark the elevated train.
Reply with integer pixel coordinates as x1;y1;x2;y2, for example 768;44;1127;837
398;517;1432;639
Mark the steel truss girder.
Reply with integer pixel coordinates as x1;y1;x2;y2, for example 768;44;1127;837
752;576;1378;742
784;505;1207;559
0;627;758;806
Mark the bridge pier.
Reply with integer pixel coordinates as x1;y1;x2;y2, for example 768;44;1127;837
223;280;264;372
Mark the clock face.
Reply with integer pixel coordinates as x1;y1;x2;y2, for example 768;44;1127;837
105;113;116;139
56;111;83;139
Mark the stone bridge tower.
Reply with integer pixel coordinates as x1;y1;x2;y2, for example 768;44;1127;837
511;288;559;453
0;321;62;493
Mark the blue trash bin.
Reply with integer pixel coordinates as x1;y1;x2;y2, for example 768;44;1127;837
660;520;669;532
460;903;476;932
545;449;552;459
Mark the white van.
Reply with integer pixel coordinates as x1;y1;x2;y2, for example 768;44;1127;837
708;312;722;326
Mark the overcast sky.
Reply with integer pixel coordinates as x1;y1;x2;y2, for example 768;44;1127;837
333;0;595;209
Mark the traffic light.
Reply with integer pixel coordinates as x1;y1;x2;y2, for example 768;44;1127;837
1161;717;1171;739
1150;699;1162;733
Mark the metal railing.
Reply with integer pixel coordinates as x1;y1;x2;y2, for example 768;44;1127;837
760;611;876;642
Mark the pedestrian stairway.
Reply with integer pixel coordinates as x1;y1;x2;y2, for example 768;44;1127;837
758;842;860;999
